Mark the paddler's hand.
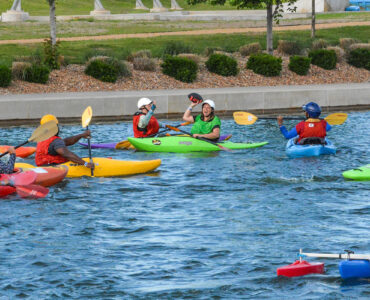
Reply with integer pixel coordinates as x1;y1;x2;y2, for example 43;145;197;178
277;116;284;127
192;134;201;138
84;162;94;169
82;130;91;139
7;146;16;154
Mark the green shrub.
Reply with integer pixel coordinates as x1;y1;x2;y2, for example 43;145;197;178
161;56;198;83
107;58;131;77
43;38;60;70
327;46;345;63
85;59;118;83
239;43;261;57
24;64;50;84
347;48;370;69
162;41;192;56
205;54;239;76
288;56;311;75
246;53;282;77
308;49;337;70
277;40;302;55
0;65;12;87
177;53;201;65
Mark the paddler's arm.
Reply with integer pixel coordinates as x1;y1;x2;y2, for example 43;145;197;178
193;127;220;140
55;147;94;169
183;101;200;123
64;130;91;146
277;116;298;139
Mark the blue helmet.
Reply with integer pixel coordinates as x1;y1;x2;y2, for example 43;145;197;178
302;102;321;118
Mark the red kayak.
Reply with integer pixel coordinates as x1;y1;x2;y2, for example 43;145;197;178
0;171;37;198
0;186;16;197
277;260;325;277
0;146;36;158
14;165;68;187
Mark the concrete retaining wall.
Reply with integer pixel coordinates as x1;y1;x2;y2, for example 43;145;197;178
0;83;369;125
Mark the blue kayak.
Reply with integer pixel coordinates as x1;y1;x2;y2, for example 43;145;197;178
286;138;336;158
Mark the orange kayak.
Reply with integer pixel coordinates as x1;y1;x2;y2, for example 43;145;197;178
14;164;68;187
0;146;36;158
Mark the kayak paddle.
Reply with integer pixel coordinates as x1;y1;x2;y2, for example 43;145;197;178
0;171;37;187
82;106;94;176
165;125;231;152
15;184;49;199
0;120;58;159
233;112;348;126
115;121;191;150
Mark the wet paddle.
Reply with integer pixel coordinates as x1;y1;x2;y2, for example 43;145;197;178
0;171;37;187
115;121;191;150
0;120;58;159
165;125;231;151
15;184;49;199
82;106;93;176
233;112;348;126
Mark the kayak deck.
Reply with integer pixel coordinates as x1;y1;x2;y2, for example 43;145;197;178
286;138;336;158
342;164;370;181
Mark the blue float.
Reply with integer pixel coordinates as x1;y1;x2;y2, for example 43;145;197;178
285;138;336;158
339;260;370;280
345;6;361;11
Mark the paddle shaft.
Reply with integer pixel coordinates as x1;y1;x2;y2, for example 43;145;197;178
86;125;94;176
300;251;370;261
0;141;28;158
147;121;191;138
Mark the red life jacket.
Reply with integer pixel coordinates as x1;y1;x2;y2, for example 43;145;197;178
133;112;160;138
296;119;327;143
35;136;68;166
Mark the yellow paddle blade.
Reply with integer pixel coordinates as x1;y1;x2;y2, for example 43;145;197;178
324;113;348;125
115;140;135;150
233;111;258;125
82;106;93;128
28;120;58;143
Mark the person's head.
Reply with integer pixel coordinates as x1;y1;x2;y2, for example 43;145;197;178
202;99;215;118
137;97;153;113
40;114;59;136
302;102;321;118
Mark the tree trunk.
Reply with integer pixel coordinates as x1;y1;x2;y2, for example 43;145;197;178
266;3;274;55
49;0;57;46
311;0;316;39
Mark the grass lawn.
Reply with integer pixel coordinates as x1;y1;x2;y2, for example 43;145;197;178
0;26;368;66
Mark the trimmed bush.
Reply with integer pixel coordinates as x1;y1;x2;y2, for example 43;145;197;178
85;59;118;83
288;56;311;75
24;64;50;84
133;57;157;71
162;41;192;56
246;53;282;77
327;46;345;63
0;65;12;87
108;58;131;77
347;48;370;69
311;39;328;50
308;49;337;70
277;40;302;55
239;43;261;57
205;54;239;76
12;62;31;80
127;49;152;62
161;56;198;83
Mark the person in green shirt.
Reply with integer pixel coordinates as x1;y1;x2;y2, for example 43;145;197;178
183;99;221;141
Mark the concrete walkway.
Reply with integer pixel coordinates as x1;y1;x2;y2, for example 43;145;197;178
0;83;369;125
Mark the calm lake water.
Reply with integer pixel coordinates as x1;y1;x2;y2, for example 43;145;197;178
0;110;369;299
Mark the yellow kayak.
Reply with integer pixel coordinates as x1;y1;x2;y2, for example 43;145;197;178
16;158;161;178
62;157;161;177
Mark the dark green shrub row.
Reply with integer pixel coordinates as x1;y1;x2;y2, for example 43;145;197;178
24;64;50;84
0;65;12;87
288;56;311;75
347;48;370;70
247;53;282;77
308;49;337;70
205;54;239;76
161;56;198;83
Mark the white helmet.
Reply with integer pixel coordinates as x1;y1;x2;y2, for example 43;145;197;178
137;97;152;109
202;99;215;109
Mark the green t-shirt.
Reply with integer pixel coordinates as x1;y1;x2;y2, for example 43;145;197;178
190;115;221;135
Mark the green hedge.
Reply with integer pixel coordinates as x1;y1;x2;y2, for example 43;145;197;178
85;59;118;83
246;53;282;77
288;56;311;76
205;54;239;76
308;49;337;70
161;56;198;83
24;64;50;84
0;65;12;87
347;48;370;70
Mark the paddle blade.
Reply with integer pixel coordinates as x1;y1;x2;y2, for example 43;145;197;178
16;184;49;199
324;113;348;125
233;111;258;125
9;171;37;186
82;106;93;128
115;140;134;150
28;120;59;143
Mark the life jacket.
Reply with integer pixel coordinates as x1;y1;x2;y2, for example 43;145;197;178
133;112;160;138
35;136;68;166
296;119;327;143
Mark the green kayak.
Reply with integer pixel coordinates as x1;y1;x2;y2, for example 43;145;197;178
342;164;370;181
127;136;268;153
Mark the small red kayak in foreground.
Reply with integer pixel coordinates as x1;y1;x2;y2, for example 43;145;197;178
277;260;325;277
0;146;36;158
